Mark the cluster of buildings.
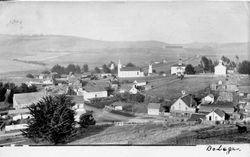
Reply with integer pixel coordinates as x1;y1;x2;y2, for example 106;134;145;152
0;57;248;134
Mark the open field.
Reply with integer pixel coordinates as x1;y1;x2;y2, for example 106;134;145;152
146;75;226;99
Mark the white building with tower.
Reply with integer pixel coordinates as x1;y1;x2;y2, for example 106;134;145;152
117;60;144;78
171;59;186;75
148;64;153;75
214;60;227;75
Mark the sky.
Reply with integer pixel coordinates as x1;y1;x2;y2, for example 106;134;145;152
0;1;249;44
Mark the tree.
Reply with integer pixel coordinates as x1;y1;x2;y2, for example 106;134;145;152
185;64;195;74
42;70;50;75
51;64;66;75
26;73;34;79
102;64;111;73
200;56;214;73
22;94;76;144
82;64;89;73
126;62;136;67
221;56;230;65
78;111;96;128
66;64;76;74
94;67;101;73
75;65;81;74
238;60;250;74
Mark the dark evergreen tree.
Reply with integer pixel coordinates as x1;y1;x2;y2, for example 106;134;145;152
22;94;76;144
185;64;195;74
238;60;250;74
126;62;136;67
82;64;89;73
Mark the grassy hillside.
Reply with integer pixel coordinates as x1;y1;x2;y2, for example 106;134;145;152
0;34;249;74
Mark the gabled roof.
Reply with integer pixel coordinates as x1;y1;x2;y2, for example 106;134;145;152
199;102;234;114
213;108;226;117
120;84;133;91
83;81;109;92
120;67;141;71
148;103;161;109
83;86;106;92
70;95;84;104
171;63;186;67
14;92;45;106
187;113;206;121
180;94;197;107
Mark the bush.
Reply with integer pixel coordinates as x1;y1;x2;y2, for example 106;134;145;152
22;94;76;144
79;111;96;128
215;121;220;125
88;98;117;109
26;73;34;79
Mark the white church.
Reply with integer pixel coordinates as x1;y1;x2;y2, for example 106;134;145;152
214;60;227;75
117;60;152;78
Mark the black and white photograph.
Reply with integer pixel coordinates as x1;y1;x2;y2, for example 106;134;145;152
0;1;249;148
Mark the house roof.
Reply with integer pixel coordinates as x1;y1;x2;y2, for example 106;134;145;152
14;92;45;106
187;113;206;121
238;86;250;94
83;86;106;92
199;102;235;114
171;63;186;67
110;101;130;107
148;103;161;109
83;81;109;92
120;84;133;91
213;108;226;117
70;95;84;104
180;94;197;107
8;108;30;115
120;67;141;71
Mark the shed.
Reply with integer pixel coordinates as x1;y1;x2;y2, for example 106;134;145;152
148;103;161;115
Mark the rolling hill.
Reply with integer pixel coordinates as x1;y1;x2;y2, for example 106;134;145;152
0;34;249;74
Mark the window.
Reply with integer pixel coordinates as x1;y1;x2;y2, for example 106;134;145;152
209;116;212;121
137;72;139;75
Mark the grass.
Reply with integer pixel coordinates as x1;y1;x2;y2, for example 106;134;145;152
70;122;212;145
146;76;225;99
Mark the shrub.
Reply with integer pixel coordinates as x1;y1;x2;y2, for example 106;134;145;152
79;111;96;128
26;73;34;79
215;121;220;125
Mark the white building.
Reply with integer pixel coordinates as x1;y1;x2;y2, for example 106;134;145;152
80;87;108;101
170;93;197;116
71;95;86;122
133;80;147;87
148;64;153;75
129;85;138;94
171;59;186;75
202;94;215;104
214;60;227;75
206;108;226;121
148;103;161;115
117;60;144;78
